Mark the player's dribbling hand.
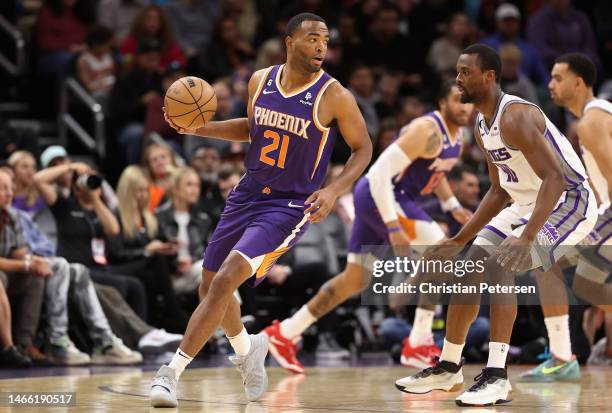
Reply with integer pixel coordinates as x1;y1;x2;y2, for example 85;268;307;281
304;187;338;223
495;235;532;273
163;107;198;135
451;207;473;225
423;238;465;261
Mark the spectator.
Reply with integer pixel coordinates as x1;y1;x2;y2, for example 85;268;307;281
8;151;46;218
144;64;187;155
110;38;163;165
11;202;142;365
9;159;181;357
0;278;31;367
394;96;426;133
165;0;221;65
76;25;116;108
97;0;147;46
36;0;94;81
527;0;601;71
197;16;254;81
0;169;49;364
374;117;399;158
189;144;223;225
141;142;178;211
348;65;379;139
109;165;189;332
427;12;471;79
499;44;539;105
374;73;401;120
482;3;549;86
33;157;149;321
156;166;211;294
120;5;187;71
222;0;258;46
359;4;425;90
332;13;360;69
423;165;481;238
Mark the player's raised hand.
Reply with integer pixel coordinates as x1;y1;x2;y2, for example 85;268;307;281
423;238;464;261
304;187;338;223
163;107;198;135
451;207;473;225
495;234;532;273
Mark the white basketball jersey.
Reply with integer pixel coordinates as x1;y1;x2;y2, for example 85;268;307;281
476;93;587;206
582;98;612;206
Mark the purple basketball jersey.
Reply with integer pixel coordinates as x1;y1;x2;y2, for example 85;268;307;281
245;65;338;197
393;111;462;201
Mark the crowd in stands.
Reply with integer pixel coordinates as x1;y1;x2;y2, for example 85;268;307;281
0;0;611;367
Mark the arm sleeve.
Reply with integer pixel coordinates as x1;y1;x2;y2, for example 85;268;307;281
365;143;412;223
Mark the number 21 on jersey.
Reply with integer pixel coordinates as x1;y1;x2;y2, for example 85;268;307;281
260;130;290;168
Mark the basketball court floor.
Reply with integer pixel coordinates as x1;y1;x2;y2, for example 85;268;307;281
0;356;609;412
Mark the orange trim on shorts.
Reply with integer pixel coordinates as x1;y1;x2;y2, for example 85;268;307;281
398;216;417;240
255;246;290;278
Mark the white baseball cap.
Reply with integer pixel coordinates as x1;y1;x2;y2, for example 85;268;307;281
40;145;68;168
496;4;521;21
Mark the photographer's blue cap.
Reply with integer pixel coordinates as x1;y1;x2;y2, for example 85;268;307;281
41;145;68;168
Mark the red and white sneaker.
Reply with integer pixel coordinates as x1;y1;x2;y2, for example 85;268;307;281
400;337;441;369
264;320;305;374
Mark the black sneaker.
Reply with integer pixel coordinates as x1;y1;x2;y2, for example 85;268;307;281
0;346;32;368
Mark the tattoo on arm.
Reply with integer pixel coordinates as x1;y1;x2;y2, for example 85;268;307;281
424;130;441;156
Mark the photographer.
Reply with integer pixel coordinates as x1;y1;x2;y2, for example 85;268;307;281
34;155;148;320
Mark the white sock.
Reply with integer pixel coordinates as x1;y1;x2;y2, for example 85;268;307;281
440;338;464;365
227;327;251;356
408;308;435;346
280;305;317;338
168;348;193;380
487;342;509;369
544;315;572;361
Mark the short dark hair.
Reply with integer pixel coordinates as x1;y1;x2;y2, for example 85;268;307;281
462;43;501;83
86;25;113;48
448;164;477;182
285;12;326;37
436;79;458;106
555;53;597;87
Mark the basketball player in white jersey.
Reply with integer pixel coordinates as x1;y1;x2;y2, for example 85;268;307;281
395;44;598;406
521;52;612;380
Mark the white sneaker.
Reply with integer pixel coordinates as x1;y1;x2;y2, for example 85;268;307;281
395;359;464;394
150;365;178;408
456;367;512;406
230;333;269;402
139;329;183;354
92;337;143;365
48;336;91;366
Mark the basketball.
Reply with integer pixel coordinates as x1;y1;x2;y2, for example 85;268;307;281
164;76;217;130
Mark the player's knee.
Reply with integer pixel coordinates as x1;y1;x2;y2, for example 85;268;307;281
210;254;252;294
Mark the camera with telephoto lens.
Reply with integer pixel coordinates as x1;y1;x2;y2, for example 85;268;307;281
75;174;103;190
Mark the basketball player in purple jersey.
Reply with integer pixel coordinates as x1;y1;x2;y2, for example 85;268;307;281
150;13;372;408
264;80;474;374
395;44;596;406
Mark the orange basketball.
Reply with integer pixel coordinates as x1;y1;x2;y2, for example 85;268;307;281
164;76;217;130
